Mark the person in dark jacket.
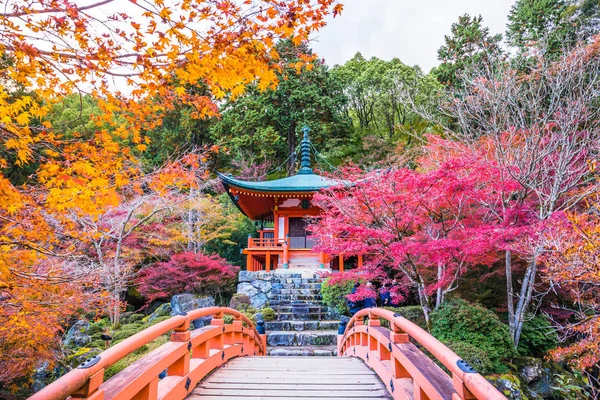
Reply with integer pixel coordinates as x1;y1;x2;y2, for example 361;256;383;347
363;282;377;308
347;282;363;315
380;283;392;307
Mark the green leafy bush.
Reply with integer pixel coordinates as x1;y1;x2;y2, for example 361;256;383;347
445;341;496;375
431;299;515;374
517;314;559;357
87;319;109;336
148;315;172;326
127;313;145;324
381;306;427;330
260;307;276;322
321;277;355;315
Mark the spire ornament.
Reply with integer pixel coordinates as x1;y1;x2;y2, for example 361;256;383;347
298;126;313;174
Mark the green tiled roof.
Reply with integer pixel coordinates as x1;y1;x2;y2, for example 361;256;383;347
217;171;340;193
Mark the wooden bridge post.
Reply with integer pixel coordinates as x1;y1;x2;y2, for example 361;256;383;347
169;318;191;377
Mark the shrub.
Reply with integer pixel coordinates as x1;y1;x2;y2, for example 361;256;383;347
321;277;355;315
127;313;145;324
148;315;172;326
260;307;276;322
230;294;251;311
517;314;559;357
87;319;109;336
137;252;239;303
381;306;427;330
431;299;515;374
445;341;496;375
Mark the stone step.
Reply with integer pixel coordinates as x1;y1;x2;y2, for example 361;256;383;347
267;345;338;357
265;320;340;332
271;278;323;284
271;288;322;294
269;296;323;307
270;295;323;302
271;283;322;289
266;330;338;347
275;305;323;313
277;312;332;321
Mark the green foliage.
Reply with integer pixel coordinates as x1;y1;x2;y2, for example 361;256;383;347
435;14;503;87
127;314;145;324
112;325;144;341
203;194;256;268
431;299;515;374
551;370;590;399
507;0;573;55
331;53;442;158
320;277;354;315
381;306;427;330
517;314;559;357
104;335;170;379
211;40;352;173
87;319;109;336
148;315;172;326
260;307;276;322
445;341;496;375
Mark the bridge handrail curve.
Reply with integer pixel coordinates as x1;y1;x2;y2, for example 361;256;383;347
29;306;265;400
340;307;506;400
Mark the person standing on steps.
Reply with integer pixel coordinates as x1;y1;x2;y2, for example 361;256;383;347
347;282;363;315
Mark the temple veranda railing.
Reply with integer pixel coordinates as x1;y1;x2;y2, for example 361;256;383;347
337;308;507;400
29;307;266;400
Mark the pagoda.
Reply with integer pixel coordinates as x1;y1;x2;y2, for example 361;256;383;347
219;127;361;272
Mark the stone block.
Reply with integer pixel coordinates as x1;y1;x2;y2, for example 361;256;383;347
267;332;296;346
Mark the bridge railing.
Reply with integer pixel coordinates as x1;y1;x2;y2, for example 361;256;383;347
338;308;507;400
30;307;266;400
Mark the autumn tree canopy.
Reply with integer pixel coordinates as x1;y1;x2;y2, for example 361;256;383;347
0;0;341;386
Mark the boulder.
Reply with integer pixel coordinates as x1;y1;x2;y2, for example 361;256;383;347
516;357;543;384
170;294;215;315
148;303;171;323
527;370;552;399
487;374;526;400
64;320;91;348
31;361;50;393
170;294;215;329
250;292;269;309
251;279;271;293
237;282;259;299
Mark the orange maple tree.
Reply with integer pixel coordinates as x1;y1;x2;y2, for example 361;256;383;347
544;197;600;374
0;0;342;386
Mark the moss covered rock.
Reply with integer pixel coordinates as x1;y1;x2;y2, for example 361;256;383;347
487;374;527;400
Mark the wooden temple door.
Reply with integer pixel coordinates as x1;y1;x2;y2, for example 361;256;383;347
288;218;307;248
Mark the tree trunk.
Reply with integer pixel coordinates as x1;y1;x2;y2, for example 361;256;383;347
512;255;538;347
435;263;443;311
416;281;431;330
506;250;516;339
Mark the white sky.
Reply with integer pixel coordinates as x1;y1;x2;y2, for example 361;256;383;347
310;0;516;73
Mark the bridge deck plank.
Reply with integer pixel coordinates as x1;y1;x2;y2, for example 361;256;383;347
186;356;392;399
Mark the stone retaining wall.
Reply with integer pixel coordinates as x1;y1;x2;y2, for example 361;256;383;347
237;271;274;308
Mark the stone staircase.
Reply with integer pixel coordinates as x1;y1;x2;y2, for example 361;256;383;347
266;273;339;356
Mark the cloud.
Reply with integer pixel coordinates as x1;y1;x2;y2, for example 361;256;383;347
311;0;515;72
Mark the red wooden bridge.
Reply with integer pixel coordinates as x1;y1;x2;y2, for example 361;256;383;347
29;307;507;400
